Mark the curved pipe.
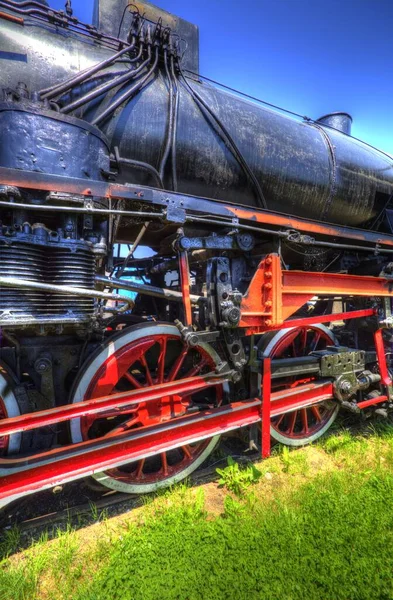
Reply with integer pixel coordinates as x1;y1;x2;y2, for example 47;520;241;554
40;39;136;100
92;45;159;126
128;44;143;63
170;54;179;191
61;46;151;114
158;49;174;181
0;1;122;50
113;146;164;189
178;69;267;209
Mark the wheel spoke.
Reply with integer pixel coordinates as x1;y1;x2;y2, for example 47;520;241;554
135;458;145;479
104;416;140;437
166;347;188;382
183;357;208;379
78;327;224;491
157;337;167;384
263;325;338;443
139;355;153;386
182;444;192;459
301;409;309;434
310;332;321;352
311;405;322;422
286;411;297;435
124;371;143;389
274;413;285;429
300;328;308;355
161;452;168;476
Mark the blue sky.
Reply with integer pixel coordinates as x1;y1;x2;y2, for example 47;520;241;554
50;0;393;155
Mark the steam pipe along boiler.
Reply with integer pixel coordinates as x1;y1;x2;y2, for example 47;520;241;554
0;0;393;505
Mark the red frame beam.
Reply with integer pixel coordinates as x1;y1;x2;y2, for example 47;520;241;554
0;374;226;437
270;381;334;415
0;400;262;502
261;358;271;459
0;378;337;502
240;254;391;332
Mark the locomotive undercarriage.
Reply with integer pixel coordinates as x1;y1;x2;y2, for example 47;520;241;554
1;0;393;506
0;165;393;504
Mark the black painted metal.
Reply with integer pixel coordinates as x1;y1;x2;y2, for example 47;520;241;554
99;74;393;227
316;112;352;135
0;102;110;180
1;0;392;230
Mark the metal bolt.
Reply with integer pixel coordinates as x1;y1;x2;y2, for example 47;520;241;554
340;380;352;394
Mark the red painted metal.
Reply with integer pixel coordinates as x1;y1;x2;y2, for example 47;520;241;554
261;358;271;458
270;381;334;416
178;249;192;327
374;328;392;388
263;325;339;443
81;330;225;486
357;395;388;410
240;253;389;332
0;11;24;24
0;374;226;437
269;308;376;331
0;400;262;502
0;377;340;501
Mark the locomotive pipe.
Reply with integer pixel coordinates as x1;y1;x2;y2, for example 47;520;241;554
40;38;137;100
0;194;391;255
159;48;175;180
170;54;180;190
92;44;159;126
0;199;165;218
95;274;204;304
178;69;267;208
61;46;151;114
0;1;134;50
0;277;134;311
113;146;164;188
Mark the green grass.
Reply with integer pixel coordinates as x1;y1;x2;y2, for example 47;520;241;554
3;426;393;599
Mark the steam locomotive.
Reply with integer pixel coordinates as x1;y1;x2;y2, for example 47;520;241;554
0;0;393;505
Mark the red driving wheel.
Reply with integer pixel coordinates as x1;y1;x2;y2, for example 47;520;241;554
259;324;339;446
70;323;226;493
